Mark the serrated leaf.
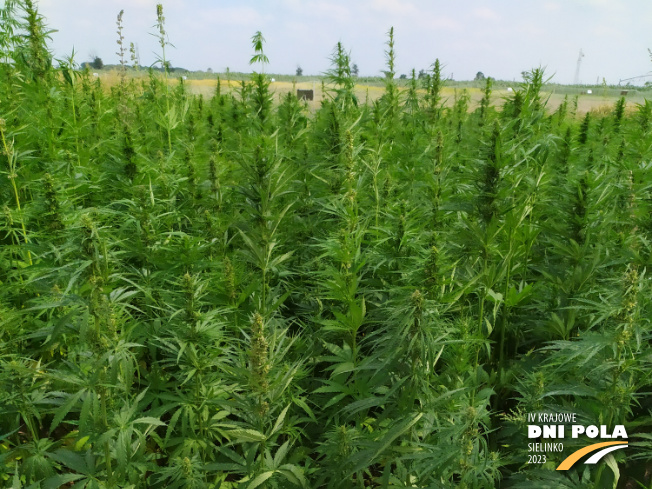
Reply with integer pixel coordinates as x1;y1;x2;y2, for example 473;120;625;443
247;471;275;489
279;464;307;488
44;473;84;489
50;391;83;433
292;397;316;422
48;449;88;474
226;428;267;442
271;404;290;436
273;440;290;467
604;454;619;488
133;416;165;426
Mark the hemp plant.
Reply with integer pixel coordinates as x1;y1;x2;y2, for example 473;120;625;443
0;4;650;488
250;30;269;74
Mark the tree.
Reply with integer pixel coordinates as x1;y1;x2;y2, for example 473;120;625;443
351;63;359;77
90;56;104;70
475;71;486;81
296;65;303;76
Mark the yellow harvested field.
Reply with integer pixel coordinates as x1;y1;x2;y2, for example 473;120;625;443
185;80;642;116
94;71;642;116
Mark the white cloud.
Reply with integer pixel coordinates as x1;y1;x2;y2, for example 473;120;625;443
192;6;266;27
367;0;418;16
312;1;352;22
543;2;561;12
472;7;500;21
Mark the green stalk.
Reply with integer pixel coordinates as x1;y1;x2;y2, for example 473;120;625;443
478;251;488;339
1;124;32;266
60;56;83;168
156;4;172;154
165;69;172;155
499;231;512;378
69;77;82;167
100;386;113;484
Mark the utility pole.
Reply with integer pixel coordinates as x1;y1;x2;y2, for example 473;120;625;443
574;49;584;85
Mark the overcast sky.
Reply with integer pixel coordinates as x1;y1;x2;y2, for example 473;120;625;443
34;0;652;85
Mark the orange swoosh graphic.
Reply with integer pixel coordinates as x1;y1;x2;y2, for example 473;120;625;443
557;441;628;470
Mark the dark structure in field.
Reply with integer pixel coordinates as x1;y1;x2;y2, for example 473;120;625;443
297;89;314;101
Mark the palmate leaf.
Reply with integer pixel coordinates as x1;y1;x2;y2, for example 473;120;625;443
246;462;307;489
249;31;268;67
214;446;247;467
348;413;423;475
542;332;615;368
318;341;355;367
292;396;316;423
49;390;84;433
542;384;596;398
249;54;269;66
277;466;304;487
341;377;406;417
313;379;355;409
47;448;94;476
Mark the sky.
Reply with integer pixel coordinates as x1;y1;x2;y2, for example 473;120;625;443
30;0;652;85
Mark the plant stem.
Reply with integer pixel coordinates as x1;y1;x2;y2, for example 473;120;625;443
1;125;32;265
